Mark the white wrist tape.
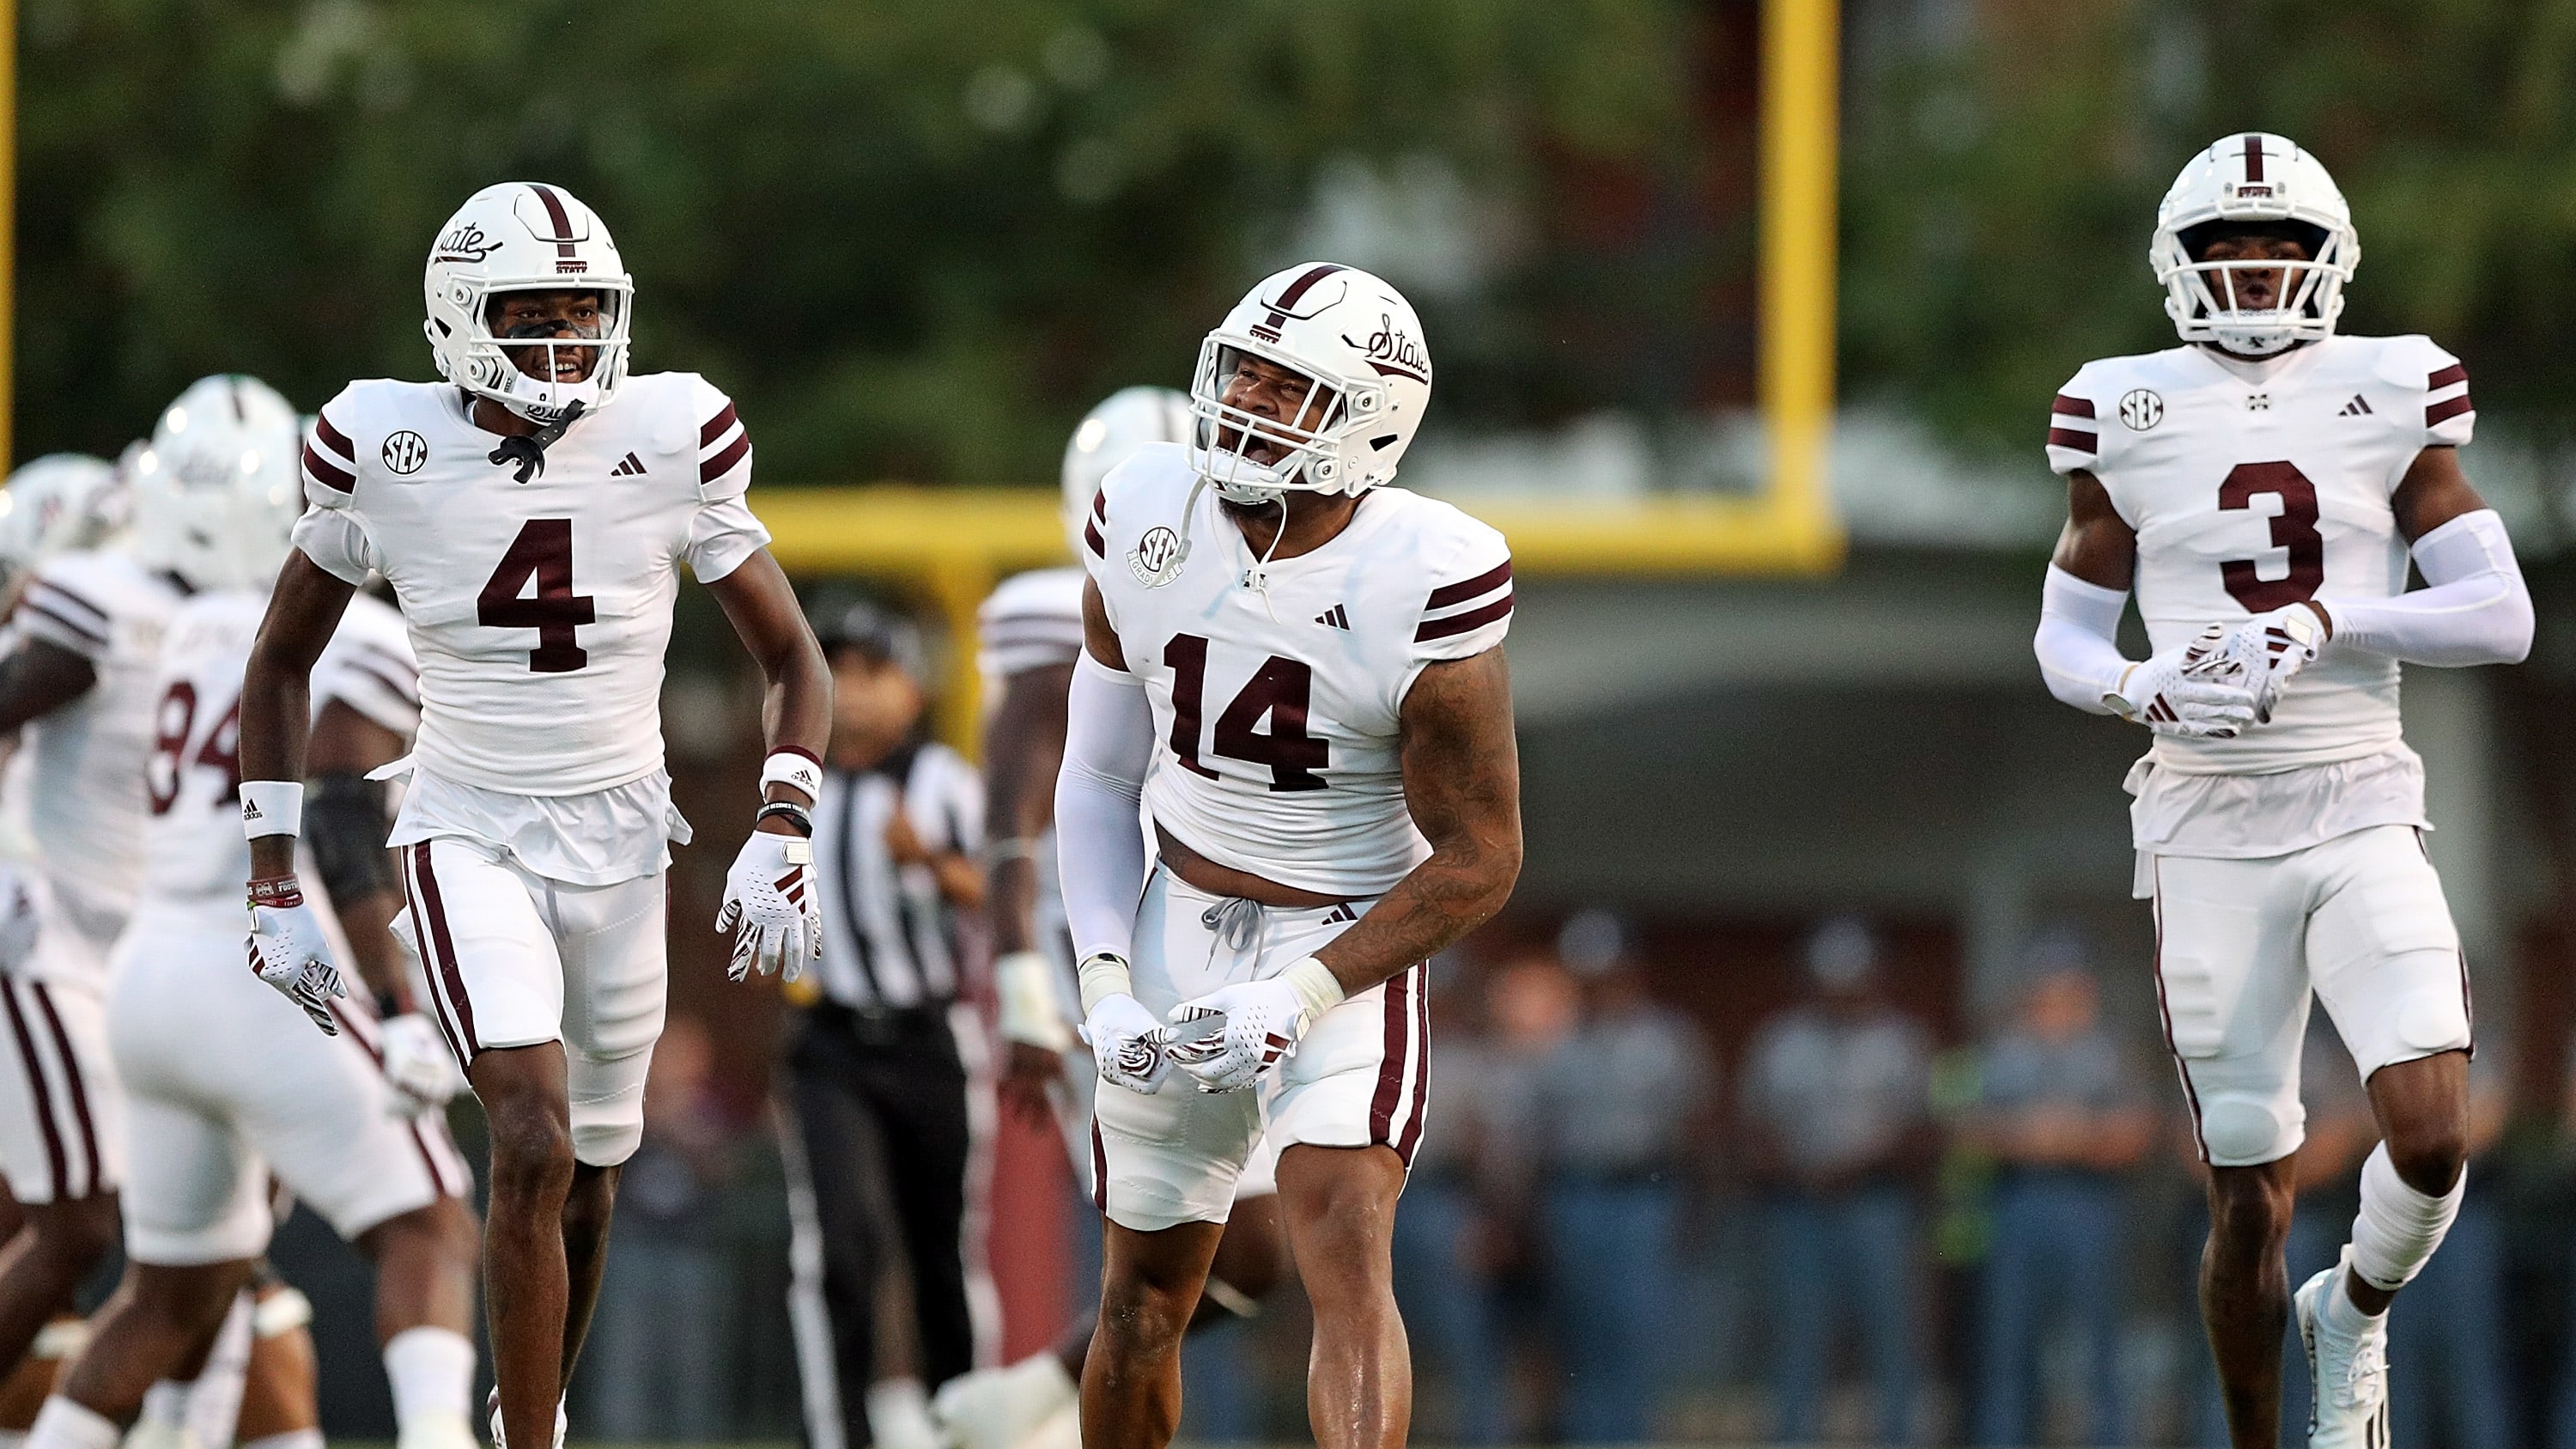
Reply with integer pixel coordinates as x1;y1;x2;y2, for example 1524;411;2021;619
996;950;1074;1050
1280;956;1347;1020
240;781;304;840
1077;952;1134;1014
759;748;825;804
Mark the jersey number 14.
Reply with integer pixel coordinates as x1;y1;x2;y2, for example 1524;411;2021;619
479;519;598;673
1164;634;1329;792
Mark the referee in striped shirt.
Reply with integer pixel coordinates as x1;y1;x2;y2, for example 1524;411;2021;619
780;600;990;1449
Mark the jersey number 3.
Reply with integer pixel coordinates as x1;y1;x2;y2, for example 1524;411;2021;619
2218;461;2324;611
479;519;597;673
1164;635;1328;792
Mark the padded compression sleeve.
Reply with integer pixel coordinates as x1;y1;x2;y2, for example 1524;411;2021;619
2034;565;2133;714
2320;508;2533;667
306;774;397;906
1055;654;1154;966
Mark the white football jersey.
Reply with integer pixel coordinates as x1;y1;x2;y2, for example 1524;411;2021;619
2048;334;2474;775
9;549;184;925
139;590;416;908
293;374;769;796
1084;444;1512;899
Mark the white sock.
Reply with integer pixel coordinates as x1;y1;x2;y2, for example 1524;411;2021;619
2346;1141;2464;1297
136;1383;191;1431
239;1432;323;1449
381;1326;476;1430
867;1379;939;1449
2323;1261;2376;1336
1022;1353;1077;1401
26;1397;118;1449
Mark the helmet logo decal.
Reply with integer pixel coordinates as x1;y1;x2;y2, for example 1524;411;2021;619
525;184;583;259
2118;390;2164;431
2242;133;2263;183
1129;525;1186;588
382;431;429;475
434;222;500;264
1346;314;1430;384
1251;264;1348;343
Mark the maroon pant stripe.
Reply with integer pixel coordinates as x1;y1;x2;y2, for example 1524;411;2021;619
1090;1119;1108;1212
326;998;466;1201
410;843;481;1058
30;985;99;1198
2148;861;2210;1162
1370;970;1411;1147
1394;965;1431;1164
0;983;68;1199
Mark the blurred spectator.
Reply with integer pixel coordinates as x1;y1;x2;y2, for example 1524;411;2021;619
1741;917;1933;1446
1962;931;2153;1448
1528;911;1715;1444
583;1017;744;1440
2390;1046;2508;1449
1391;952;1576;1445
2178;1016;2374;1447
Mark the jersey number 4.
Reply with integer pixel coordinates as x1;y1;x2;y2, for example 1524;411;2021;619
1164;635;1328;792
479;519;597;673
2218;461;2324;611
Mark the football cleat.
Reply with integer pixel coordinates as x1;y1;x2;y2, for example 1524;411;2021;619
485;1387;568;1449
930;1355;1078;1449
2294;1253;2391;1449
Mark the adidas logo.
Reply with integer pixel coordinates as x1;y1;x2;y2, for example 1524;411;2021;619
1322;904;1358;924
1314;604;1351;630
2338;394;2373;417
611;452;647;477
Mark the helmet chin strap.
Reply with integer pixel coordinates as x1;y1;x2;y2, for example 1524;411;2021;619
487;399;587;484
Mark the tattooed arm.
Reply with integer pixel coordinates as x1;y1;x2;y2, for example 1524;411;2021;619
1315;648;1522;991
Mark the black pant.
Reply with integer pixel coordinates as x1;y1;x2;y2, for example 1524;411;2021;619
781;1002;975;1449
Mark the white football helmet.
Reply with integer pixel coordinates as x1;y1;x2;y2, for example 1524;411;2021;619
1187;263;1432;505
423;182;633;425
0;454;119;587
131;375;304;593
1060;387;1189;552
2151;133;2358;357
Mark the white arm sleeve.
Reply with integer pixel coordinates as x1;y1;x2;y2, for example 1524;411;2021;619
2320;508;2533;667
2034;565;2134;713
1055;653;1155;965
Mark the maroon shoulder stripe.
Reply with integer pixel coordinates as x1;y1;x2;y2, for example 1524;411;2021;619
2047;426;2099;452
701;433;750;484
2427;363;2468;391
302;441;355;494
2242;133;2264;183
23;578;109;626
0;983;67;1198
1425;558;1512;611
29;985;100;1198
313;412;355;460
700;402;741;448
1091;489;1107;521
1084;521;1106;558
1417;594;1512;642
21;601;108;648
2051;393;2094;418
2426;394;2473;427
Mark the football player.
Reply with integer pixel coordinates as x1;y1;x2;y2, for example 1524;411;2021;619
22;412;482;1449
0;380;276;1394
1058;265;1521;1449
232;182;830;1449
2034;134;2533;1448
931;390;1287;1449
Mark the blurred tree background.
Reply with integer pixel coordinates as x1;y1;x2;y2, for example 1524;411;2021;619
16;0;1708;480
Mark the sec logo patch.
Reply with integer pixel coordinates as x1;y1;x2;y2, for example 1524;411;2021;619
382;431;429;475
1129;526;1187;588
2119;389;2163;431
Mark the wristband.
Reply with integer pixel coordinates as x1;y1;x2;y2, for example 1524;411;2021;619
755;801;815;837
240;781;304;840
760;748;824;805
1280;955;1347;1020
986;837;1042;866
996;950;1074;1050
1077;951;1133;1014
247;876;306;910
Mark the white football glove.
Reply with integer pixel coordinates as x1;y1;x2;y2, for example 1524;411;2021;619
1080;987;1170;1095
1160;957;1346;1094
2202;604;2325;724
718;831;820;983
246;878;347;1035
2105;624;2260;740
0;867;40;977
377;1013;465;1117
